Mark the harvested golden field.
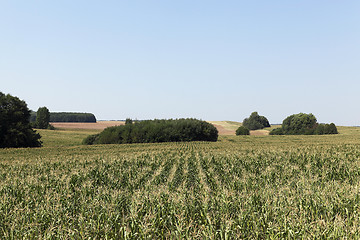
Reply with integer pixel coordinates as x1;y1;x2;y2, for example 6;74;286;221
208;121;270;136
51;121;124;130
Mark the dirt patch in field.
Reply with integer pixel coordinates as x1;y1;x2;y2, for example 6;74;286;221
250;130;270;136
211;123;270;136
51;121;124;130
212;124;235;135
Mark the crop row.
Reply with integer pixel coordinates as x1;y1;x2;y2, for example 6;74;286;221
1;142;360;238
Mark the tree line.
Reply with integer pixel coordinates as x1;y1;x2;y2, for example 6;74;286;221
31;112;96;123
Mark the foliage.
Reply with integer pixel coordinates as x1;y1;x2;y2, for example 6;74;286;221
82;134;100;145
0;92;42;148
1;129;360;238
84;118;218;145
242;112;270;130
269;128;284;135
49;112;96;122
125;118;133;125
35;107;50;129
271;113;339;135
282;113;317;135
324;123;338;134
235;126;250;135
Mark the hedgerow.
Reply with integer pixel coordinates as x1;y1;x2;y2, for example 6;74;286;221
83;118;218;145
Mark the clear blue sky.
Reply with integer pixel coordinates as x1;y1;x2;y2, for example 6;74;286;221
1;1;359;125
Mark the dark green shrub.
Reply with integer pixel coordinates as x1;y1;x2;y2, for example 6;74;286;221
236;126;250;135
325;123;338;134
82;134;100;145
83;118;218;145
269;128;284;135
0;92;42;148
315;124;325;135
243;112;270;130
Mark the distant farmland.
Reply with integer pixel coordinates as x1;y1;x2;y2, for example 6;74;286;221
51;121;125;130
52;120;270;136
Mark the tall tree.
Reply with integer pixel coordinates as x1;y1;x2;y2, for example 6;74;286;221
242;112;270;130
35;107;50;129
0;92;42;148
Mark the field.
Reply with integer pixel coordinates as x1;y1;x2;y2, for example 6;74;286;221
51;121;125;130
1;125;360;239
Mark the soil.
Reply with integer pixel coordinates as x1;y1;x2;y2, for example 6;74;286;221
250;130;270;136
212;124;235;135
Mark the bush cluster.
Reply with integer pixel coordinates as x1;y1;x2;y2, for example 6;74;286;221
270;113;338;135
83;118;218;145
243;112;270;130
235;126;250;135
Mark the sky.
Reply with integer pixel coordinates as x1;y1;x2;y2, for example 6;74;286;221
1;1;359;125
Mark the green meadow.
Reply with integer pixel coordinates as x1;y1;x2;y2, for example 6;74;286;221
1;126;360;239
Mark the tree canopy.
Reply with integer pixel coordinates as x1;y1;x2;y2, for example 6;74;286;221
0;92;42;148
242;112;270;130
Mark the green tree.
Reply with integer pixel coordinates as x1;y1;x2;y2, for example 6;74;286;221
35;107;50;129
282;113;317;135
0;92;42;148
236;126;250;135
242;112;271;130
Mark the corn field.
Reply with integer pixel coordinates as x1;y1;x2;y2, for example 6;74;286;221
1;131;360;239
